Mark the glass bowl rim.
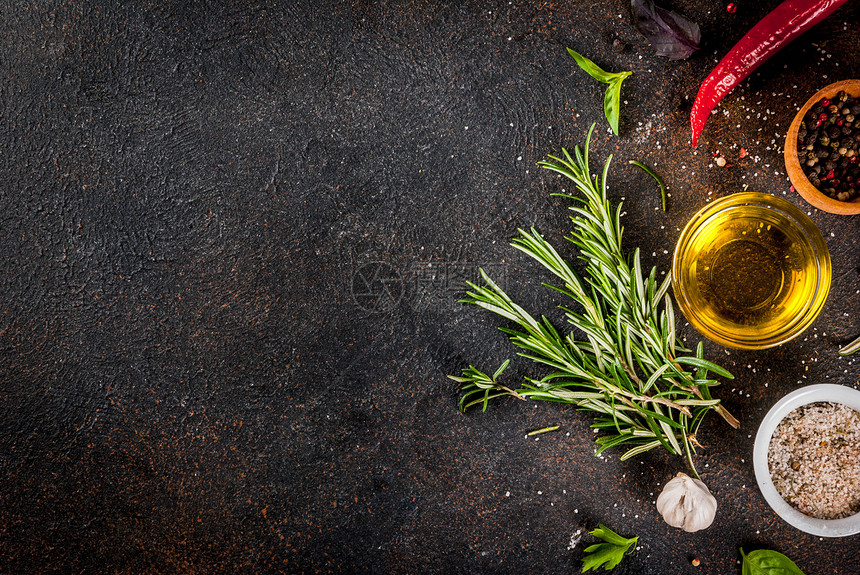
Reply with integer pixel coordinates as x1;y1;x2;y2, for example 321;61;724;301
672;192;831;349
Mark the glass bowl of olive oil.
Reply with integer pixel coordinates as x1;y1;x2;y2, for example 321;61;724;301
672;192;831;350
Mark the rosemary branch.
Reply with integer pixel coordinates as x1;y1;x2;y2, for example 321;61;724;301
449;126;738;477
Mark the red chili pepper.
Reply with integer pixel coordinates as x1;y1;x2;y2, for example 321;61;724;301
690;0;849;147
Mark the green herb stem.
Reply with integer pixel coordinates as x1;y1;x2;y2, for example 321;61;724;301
838;334;860;356
628;160;667;212
527;425;560;436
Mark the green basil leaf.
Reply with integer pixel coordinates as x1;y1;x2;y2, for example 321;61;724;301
567;48;620;84
603;75;630;136
740;548;805;575
566;49;632;136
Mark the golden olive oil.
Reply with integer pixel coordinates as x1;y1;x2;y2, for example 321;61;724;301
673;193;830;349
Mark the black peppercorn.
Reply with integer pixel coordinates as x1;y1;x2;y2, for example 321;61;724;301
797;90;859;201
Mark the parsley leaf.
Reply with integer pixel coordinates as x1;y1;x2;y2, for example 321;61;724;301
581;524;638;572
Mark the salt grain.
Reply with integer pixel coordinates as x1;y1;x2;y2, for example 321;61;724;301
768;402;860;519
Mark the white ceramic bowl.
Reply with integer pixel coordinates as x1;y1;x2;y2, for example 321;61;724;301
753;384;860;537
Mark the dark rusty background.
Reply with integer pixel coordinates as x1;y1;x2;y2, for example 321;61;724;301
1;1;858;573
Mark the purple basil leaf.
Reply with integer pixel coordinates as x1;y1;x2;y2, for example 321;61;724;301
631;0;701;60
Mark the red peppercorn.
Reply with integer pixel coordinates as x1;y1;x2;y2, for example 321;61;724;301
821;98;831;107
726;3;737;13
825;169;835;180
819;112;829;122
837;118;844;126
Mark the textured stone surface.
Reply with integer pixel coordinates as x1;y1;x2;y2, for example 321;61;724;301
0;1;858;573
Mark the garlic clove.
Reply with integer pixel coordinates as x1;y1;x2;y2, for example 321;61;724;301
656;472;717;532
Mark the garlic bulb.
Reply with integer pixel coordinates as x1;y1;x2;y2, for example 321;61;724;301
656;472;717;532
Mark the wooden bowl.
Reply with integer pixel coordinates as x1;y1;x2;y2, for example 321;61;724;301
784;79;860;215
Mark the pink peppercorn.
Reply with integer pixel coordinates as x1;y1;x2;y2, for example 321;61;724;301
726;3;737;13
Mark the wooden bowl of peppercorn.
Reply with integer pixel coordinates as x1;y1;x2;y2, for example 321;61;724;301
785;79;860;215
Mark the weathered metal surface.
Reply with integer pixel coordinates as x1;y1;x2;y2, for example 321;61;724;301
0;1;858;573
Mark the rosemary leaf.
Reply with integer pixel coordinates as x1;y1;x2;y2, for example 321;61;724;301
450;126;738;476
628;159;668;211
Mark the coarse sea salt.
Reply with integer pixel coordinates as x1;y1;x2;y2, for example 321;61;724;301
767;402;860;519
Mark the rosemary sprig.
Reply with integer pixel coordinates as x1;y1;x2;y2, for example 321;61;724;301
449;360;525;412
449;126;738;477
